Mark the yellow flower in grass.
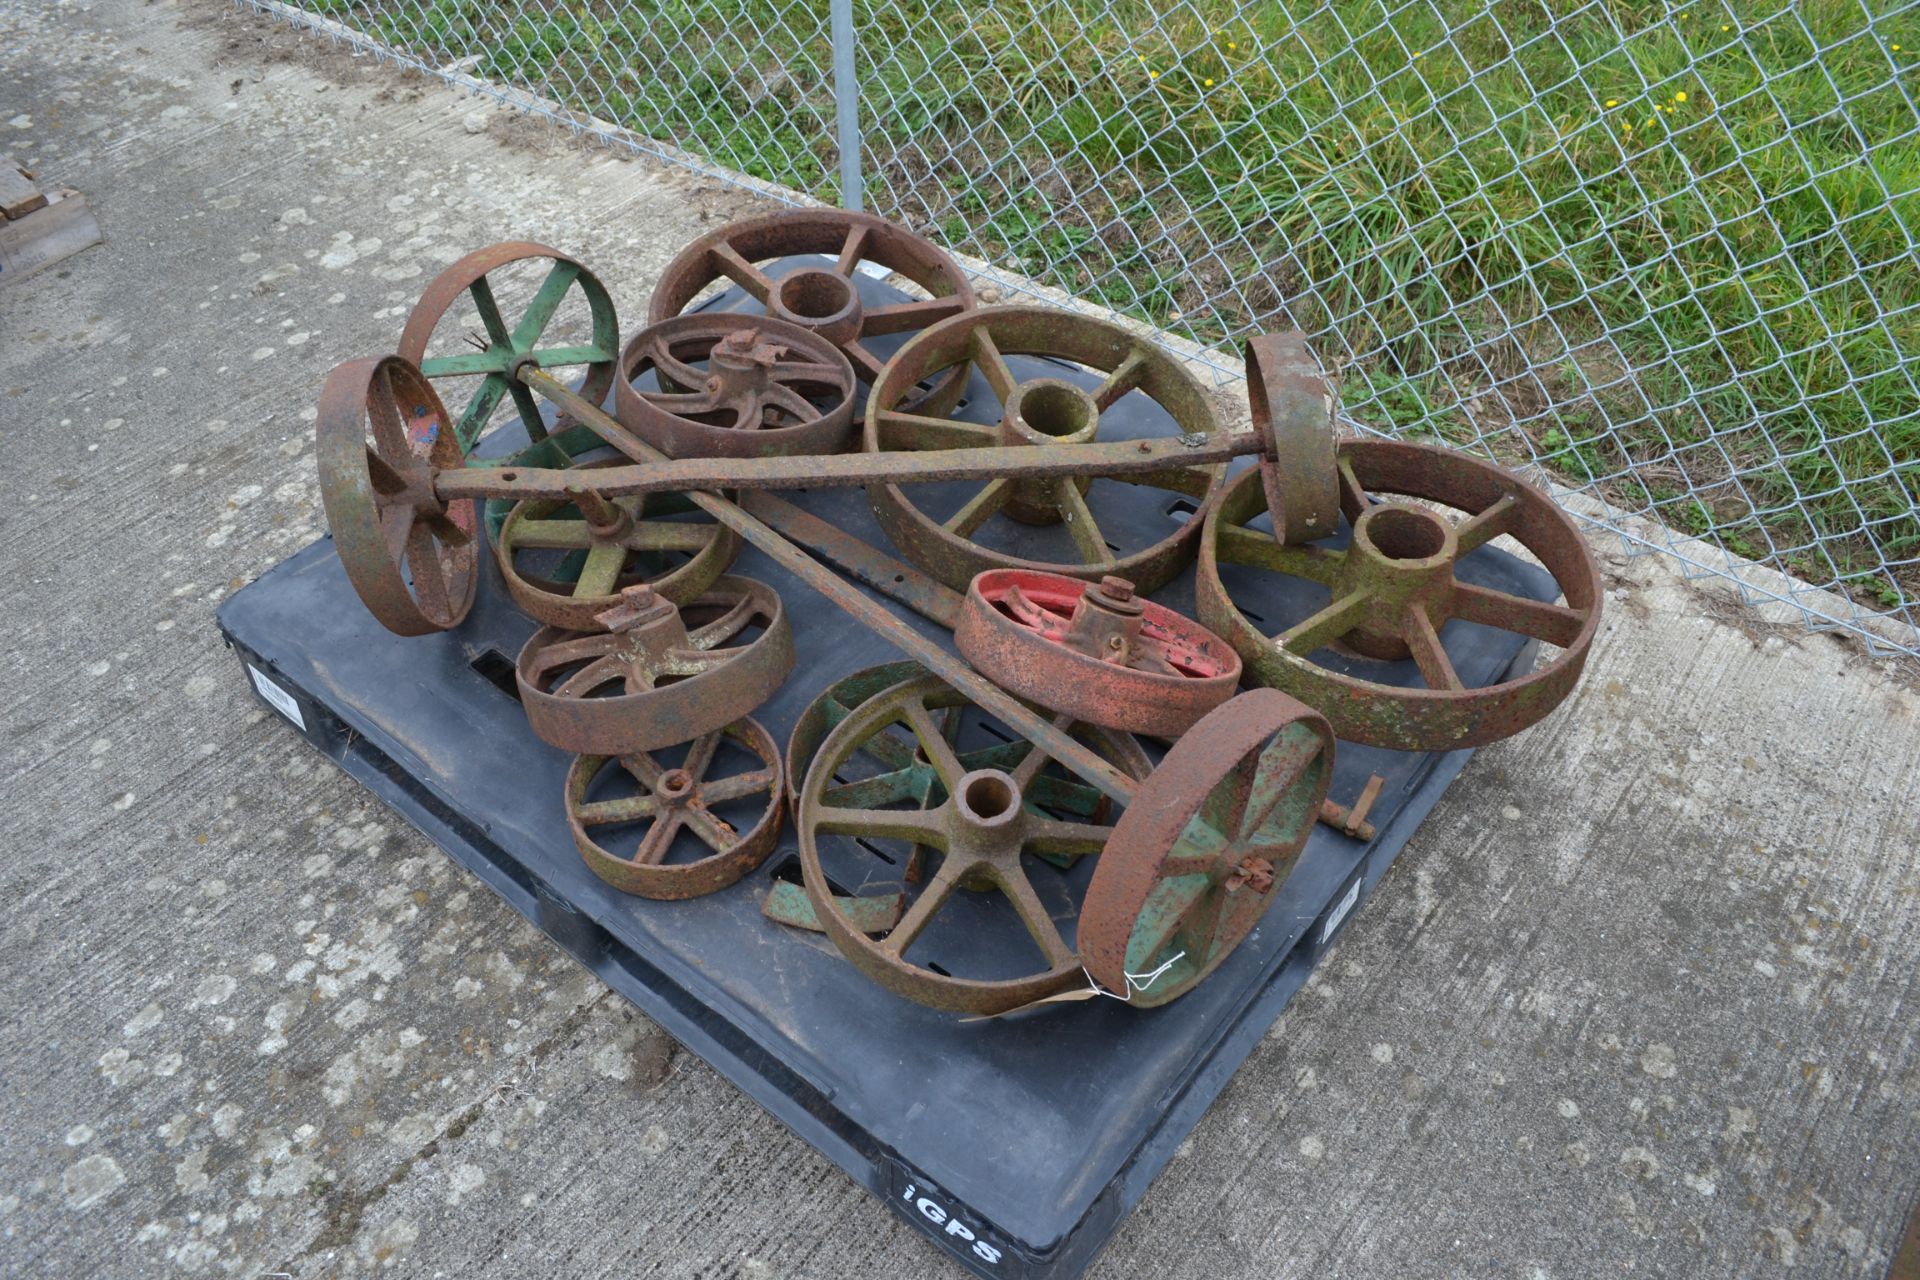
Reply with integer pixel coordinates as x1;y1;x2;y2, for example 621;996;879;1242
1674;91;1687;102
1204;77;1214;87
1149;70;1159;79
1606;98;1618;107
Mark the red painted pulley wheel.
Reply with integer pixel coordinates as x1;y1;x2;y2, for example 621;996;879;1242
954;570;1241;738
1079;688;1334;1008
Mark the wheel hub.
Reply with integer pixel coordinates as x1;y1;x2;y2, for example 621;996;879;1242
767;267;863;346
999;378;1101;525
1337;502;1460;660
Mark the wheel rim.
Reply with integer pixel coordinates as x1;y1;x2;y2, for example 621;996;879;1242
494;459;739;629
1195;440;1603;751
566;717;784;900
794;672;1149;1014
517;577;794;755
315;355;478;636
612;313;857;459
954;569;1241;738
862;305;1226;592
650;210;975;415
1079;688;1334;1008
398;241;620;453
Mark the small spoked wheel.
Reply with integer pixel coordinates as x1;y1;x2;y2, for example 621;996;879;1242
398;241;620;453
612;314;857;459
794;672;1150;1015
1079;688;1335;1008
649;209;975;414
862;306;1227;592
315;355;478;635
516;577;794;755
565;718;784;900
494;461;739;629
954;570;1241;738
1196;439;1603;751
1245;332;1341;545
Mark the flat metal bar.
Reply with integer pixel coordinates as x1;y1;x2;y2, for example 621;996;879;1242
740;490;965;630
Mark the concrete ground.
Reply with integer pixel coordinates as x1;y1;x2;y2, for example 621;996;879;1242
3;1;1918;1275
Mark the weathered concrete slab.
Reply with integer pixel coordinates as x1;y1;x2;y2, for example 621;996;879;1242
0;1;1915;1276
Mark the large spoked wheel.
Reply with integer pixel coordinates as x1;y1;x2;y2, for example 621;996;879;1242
1195;440;1603;751
649;210;975;415
315;355;478;636
565;718;784;900
1080;689;1334;1008
398;242;620;453
494;460;739;629
954;570;1241;738
612;313;857;459
862;306;1227;592
516;577;794;755
794;672;1149;1015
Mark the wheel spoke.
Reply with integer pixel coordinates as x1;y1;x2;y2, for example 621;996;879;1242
1449;582;1587;647
680;804;740;852
942;477;1011;537
1011;715;1071;788
526;634;618;675
509;260;580;350
768;359;846;386
687;594;757;648
816;805;952;848
874;410;998;451
404;523;451;616
423;512;471;549
1056;480;1113;566
367;364;410;457
699;769;777;805
1174;884;1230;960
365;448;411;495
554;653;629;698
571;542;628;599
453;373;509;449
861;296;966;337
505;378;548;442
1021;817;1114;858
647;339;708;393
880;855;969;954
709;242;775;302
576;793;660;825
682;729;725;781
996;867;1075;966
844;341;887;381
971;328;1019;404
902;699;965;787
468;277;515;345
632;814;682;866
834;223;870;274
760;383;818;423
509;519;596;550
379;505;415;565
530;344;614;368
1217;525;1344;583
1453;490;1522;554
419;351;508;377
822;768;923;809
1273;588;1372;655
1407;603;1464;691
1090;350;1148;411
1238;728;1325;840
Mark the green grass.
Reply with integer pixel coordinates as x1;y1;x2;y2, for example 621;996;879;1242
308;0;1919;613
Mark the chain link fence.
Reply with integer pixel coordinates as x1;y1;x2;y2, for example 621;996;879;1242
240;0;1920;657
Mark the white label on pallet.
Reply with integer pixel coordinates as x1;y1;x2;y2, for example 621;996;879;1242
248;665;305;731
1322;877;1361;944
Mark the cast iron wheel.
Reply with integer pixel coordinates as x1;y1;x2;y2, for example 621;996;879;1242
565;718;783;900
862;305;1227;592
1079;688;1334;1008
1195;440;1603;751
398;241;620;453
794;672;1149;1015
649;210;975;414
315;355;478;636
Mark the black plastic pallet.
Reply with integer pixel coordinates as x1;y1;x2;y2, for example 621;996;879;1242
218;270;1552;1279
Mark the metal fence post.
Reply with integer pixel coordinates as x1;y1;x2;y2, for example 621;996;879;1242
829;0;862;212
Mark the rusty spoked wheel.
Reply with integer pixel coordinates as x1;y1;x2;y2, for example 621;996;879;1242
1247;332;1341;545
565;718;784;900
316;355;478;636
399;241;620;453
495;460;739;629
863;305;1227;592
954;570;1241;738
612;314;857;459
649;210;975;414
517;578;794;755
1080;688;1334;1008
795;672;1150;1015
1195;440;1604;751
